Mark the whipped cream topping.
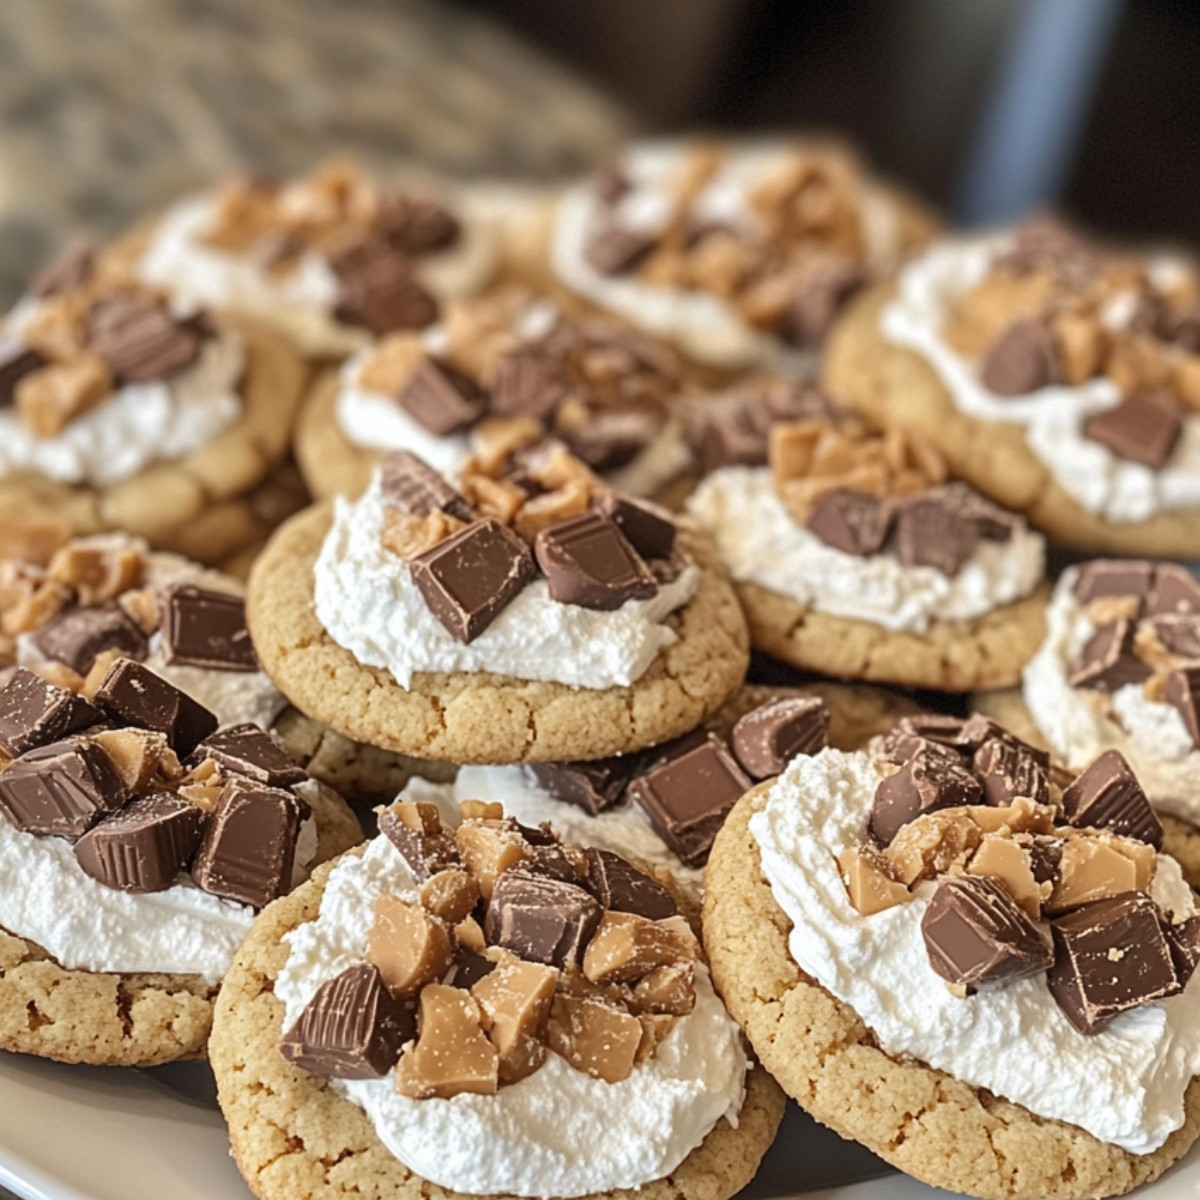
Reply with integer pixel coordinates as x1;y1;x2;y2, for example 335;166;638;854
750;747;1200;1153
313;473;700;689
276;833;747;1198
686;465;1044;632
1023;571;1200;823
881;237;1200;523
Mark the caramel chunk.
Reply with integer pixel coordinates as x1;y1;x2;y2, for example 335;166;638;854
420;867;481;925
16;354;112;438
485;869;602;968
581;912;693;985
1046;835;1155;914
547;989;642;1084
884;810;982;887
837;843;911;915
471;952;557;1084
395;984;499;1099
368;895;454;998
631;961;696;1016
455;817;531;899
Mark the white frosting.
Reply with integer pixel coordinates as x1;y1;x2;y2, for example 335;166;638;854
1023;571;1200;822
686;465;1044;633
0;330;243;487
276;834;747;1198
313;473;699;689
881;237;1200;523
750;748;1200;1154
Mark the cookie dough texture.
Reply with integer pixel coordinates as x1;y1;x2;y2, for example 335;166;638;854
823;285;1200;556
737;579;1052;692
703;784;1200;1200
0;784;362;1067
210;854;785;1200
0;319;310;566
247;504;750;764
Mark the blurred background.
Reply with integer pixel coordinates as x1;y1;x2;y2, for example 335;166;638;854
3;0;1198;297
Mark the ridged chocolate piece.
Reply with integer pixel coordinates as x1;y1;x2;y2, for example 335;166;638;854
0;338;46;407
1072;560;1156;609
882;715;969;765
1146;613;1200;661
980;318;1063;395
1164;666;1200;751
87;294;206;383
489;347;568;422
0;737;126;837
330;235;437;335
921;875;1052;988
395;358;485;436
805;490;892;557
160;584;257;671
1083;389;1183;469
534;511;657;610
529;757;636;816
785;255;866;347
891;486;984;577
0;668;102;756
973;737;1050;807
1067;619;1152;693
280;963;414;1079
34;603;149;675
584;848;677;919
731;696;830;780
378;808;461;881
1166;916;1200;990
379;451;475;521
485;869;602;968
1148;564;1200;616
870;746;982;846
563;408;662;473
73;792;206;893
193;724;306;788
592;492;677;562
93;659;219;757
1062;749;1163;848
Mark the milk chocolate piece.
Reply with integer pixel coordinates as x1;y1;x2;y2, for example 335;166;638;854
891;488;981;577
628;732;751;867
529;757;634;815
0;736;126;837
0;339;46;408
973;737;1050;807
882;715;969;765
584;848;677;919
330;237;438;334
1068;619;1152;693
379;194;461;254
73;792;205;893
1165;916;1200;989
379;450;475;521
563;409;662;473
1083;389;1183;468
159;585;256;671
534;511;657;610
87;294;205;382
368;895;454;997
805;490;892;557
585;224;654;275
785;256;866;347
394;984;498;1098
396;358;485;436
1062;750;1163;848
871;746;982;846
981;318;1063;396
190;777;304;908
0;667;101;755
280;963;413;1079
192;724;306;788
485;869;602;968
1146;613;1200;661
490;348;567;423
410;518;535;643
731;696;830;780
921;875;1052;989
1164;666;1200;750
592;492;677;561
1073;561;1156;609
29;241;94;297
94;659;218;756
1148;564;1200;616
1048;893;1182;1033
378;802;461;881
33;603;149;675
959;713;1050;764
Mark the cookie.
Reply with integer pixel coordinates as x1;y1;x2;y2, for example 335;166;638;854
703;783;1200;1199
247;503;749;764
294;368;375;502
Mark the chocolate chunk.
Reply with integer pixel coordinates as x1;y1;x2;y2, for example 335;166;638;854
591;492;677;561
585;224;654;275
731;696;830;780
330;236;437;335
973;737;1050;807
589;159;629;205
891;488;981;577
921;875;1053;989
1165;666;1200;750
958;714;1050;766
192;724;306;788
529;757;636;815
562;408;663;474
1165;916;1200;990
805;490;893;557
784;256;866;347
379;807;461;881
190;777;304;908
0;736;126;837
485;869;603;967
0;668;102;756
379;195;461;255
87;295;206;382
1048;893;1182;1033
981;319;1063;395
883;715;969;765
450;946;496;990
73;792;205;893
1148;564;1200;616
0;339;46;408
628;732;751;867
1067;619;1153;693
1083;389;1183;468
870;746;982;846
1073;560;1156;609
29;241;95;298
1147;614;1200;661
1062;750;1163;848
395;358;486;436
490;348;568;423
159;585;257;672
379;450;475;522
410;518;535;643
280;963;414;1079
534;512;657;610
34;603;149;675
584;848;677;919
94;659;218;757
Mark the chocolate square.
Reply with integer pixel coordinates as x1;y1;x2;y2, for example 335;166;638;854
1067;619;1153;693
395;358;485;436
529;757;637;816
1073;561;1156;610
890;487;981;577
93;659;218;757
534;511;657;610
592;492;677;562
806;490;893;557
159;585;258;672
1149;565;1200;616
0;668;102;756
584;848;677;919
1061;749;1163;848
34;603;149;675
485;869;603;967
730;695;830;780
0;736;127;837
192;724;306;788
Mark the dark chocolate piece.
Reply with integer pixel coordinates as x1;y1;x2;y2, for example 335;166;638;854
0;668;102;756
193;724;306;788
280;963;414;1079
584;848;677;919
628;732;751;867
973;737;1050;807
87;294;206;382
1061;749;1163;848
584;224;655;275
529;757;636;815
1165;916;1200;990
590;158;629;206
73;792;206;893
1067;619;1152;693
330;236;437;334
921;875;1053;988
159;585;257;672
0;737;126;837
805;490;893;557
29;240;95;298
1073;561;1156;609
980;318;1063;396
534;511;657;610
93;659;218;757
0;339;46;408
1165;666;1200;750
784;256;865;347
1148;564;1200;616
1083;389;1183;469
485;869;603;968
378;808;461;881
395;358;485;436
731;696;830;780
592;492;677;561
891;488;981;577
1048;893;1182;1034
410;518;536;643
870;746;982;846
490;347;568;423
33;603;149;675
379;450;475;522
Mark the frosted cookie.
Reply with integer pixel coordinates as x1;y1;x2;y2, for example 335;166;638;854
248;443;749;764
704;716;1200;1198
824;218;1200;554
0;242;307;564
0;659;362;1066
552;137;936;372
210;800;784;1200
295;286;695;502
132;162;499;360
686;405;1050;690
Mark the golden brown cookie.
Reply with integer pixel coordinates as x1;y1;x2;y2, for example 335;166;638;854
823;284;1200;556
210;854;785;1200
703;784;1200;1200
294;369;376;502
247;503;750;764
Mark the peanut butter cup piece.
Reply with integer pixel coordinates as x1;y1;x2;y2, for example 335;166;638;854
1149;564;1200;616
731;695;830;780
33;603;149;676
485;869;602;968
981;318;1063;396
584;848;677;919
1068;619;1153;693
0;736;126;837
0;667;102;756
395;358;485;436
534;511;657;610
805;490;893;557
93;659;218;757
1073;560;1156;609
1062;750;1163;848
379;451;475;522
88;294;207;383
1083;388;1183;469
972;737;1050;807
870;745;982;846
